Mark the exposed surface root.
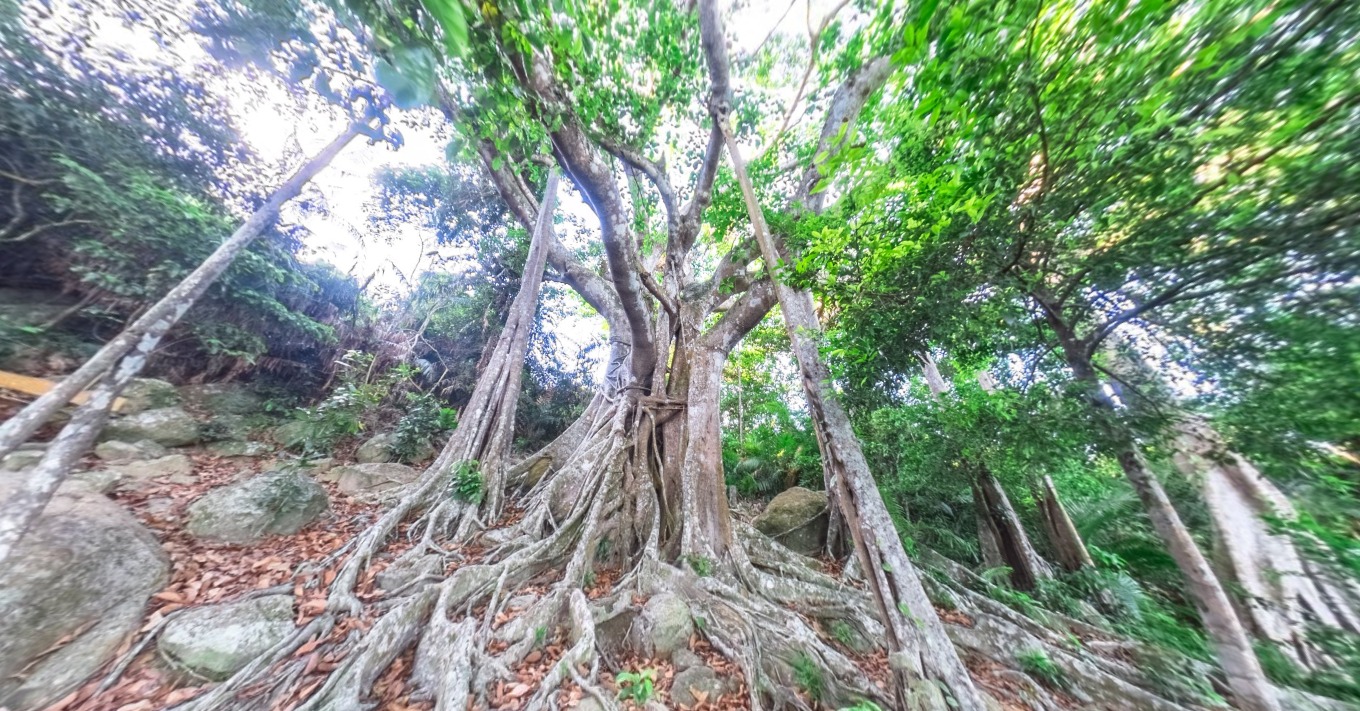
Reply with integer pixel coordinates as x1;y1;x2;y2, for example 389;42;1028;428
171;400;913;711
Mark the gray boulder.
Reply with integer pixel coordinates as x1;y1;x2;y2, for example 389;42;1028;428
574;699;607;711
102;407;200;447
332;462;420;502
158;595;294;681
671;665;724;707
672;648;703;672
753;486;828;557
0;479;170;709
119;378;181;415
355;432;397;463
640;593;692;659
200;413;256;442
94;438;168;463
2;448;43;471
186;470;328;543
273;420;311;449
69;469;123;495
92;454;196;492
356;432;433;464
178;383;263;416
207;440;272;458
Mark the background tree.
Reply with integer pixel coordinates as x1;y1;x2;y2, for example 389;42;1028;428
797;0;1360;707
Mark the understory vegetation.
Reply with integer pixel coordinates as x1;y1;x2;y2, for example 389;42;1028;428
0;0;1357;710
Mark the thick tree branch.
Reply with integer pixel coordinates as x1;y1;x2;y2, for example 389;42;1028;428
469;134;630;339
598;137;678;228
702;278;776;353
680;125;724;236
511;51;657;383
793;56;892;212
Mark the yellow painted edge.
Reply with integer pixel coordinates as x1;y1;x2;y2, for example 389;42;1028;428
0;370;129;412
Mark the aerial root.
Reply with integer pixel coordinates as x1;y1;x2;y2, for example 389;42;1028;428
172;402;911;711
696;565;891;711
523;589;598;711
411;614;477;711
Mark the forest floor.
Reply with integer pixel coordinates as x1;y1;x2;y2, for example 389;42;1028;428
31;445;1072;711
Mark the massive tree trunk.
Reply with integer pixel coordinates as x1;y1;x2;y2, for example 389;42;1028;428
1042;315;1281;711
1172;416;1360;668
180;4;929;707
0;125;365;568
0;123;365;463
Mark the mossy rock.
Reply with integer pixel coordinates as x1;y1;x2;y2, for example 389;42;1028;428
752;486;829;557
119;378;181;415
158;595;294;681
102;407;200;447
186;470;328;543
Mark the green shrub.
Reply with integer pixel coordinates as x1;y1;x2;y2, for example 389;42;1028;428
287;351;415;455
615;668;656;704
1016;648;1066;689
452;460;483;504
791;652;824;701
390;391;456;462
684;555;714;577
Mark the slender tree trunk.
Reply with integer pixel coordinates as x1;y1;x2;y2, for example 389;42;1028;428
436;170;560;526
1037;474;1093;572
1105;335;1360;665
0;315;173;566
922;354;1051;588
0;123;365;461
717;120;987;711
1050;333;1280;711
0;126;366;568
973;466;1052;590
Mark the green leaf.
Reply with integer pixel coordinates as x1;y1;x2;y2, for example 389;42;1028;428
424;0;469;58
374;44;437;109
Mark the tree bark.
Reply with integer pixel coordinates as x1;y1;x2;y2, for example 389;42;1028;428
0;314;174;566
924;354;1052;589
1047;325;1281;711
711;111;987;711
1172;417;1360;667
435;170;561;526
1037;474;1093;572
973;466;1052;590
0;124;365;461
